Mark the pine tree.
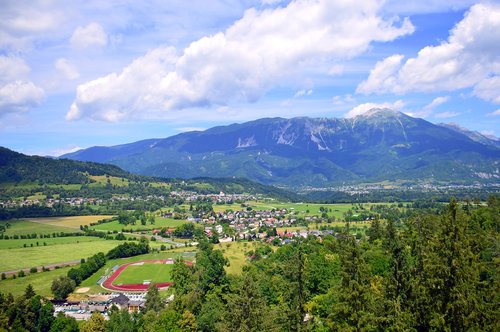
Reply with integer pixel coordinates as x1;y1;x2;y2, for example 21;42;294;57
49;312;79;332
179;310;197;331
106;308;134;332
437;198;482;330
221;273;276;332
144;284;164;313
37;301;54;332
24;284;36;299
172;257;194;296
327;229;381;331
195;240;228;293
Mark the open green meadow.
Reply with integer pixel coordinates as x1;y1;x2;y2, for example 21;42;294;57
0;239;125;271
89;216;187;232
0;265;71;297
1;216;113;237
112;263;174;284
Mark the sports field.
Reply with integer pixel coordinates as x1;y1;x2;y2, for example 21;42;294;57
112;262;174;284
102;259;193;291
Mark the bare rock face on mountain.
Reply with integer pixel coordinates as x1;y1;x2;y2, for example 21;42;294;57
62;109;500;187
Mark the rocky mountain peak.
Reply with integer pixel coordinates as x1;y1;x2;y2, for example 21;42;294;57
357;108;402;118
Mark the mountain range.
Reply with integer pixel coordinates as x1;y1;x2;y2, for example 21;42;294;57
62;109;500;187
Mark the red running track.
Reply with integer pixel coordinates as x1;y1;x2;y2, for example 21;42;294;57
102;259;193;292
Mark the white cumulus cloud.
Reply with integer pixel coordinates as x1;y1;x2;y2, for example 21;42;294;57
55;58;80;80
434;111;460;119
68;0;414;122
357;3;500;104
424;96;449;111
345;100;405;118
0;55;44;117
488;109;500;117
294;89;313;98
0;81;45;116
407;95;450;117
0;55;30;82
473;76;500;104
0;1;63;51
70;22;108;49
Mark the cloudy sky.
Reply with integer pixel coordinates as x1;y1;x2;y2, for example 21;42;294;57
1;0;499;156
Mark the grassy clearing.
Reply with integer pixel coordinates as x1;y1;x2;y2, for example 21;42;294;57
149;182;170;189
216;241;250;275
88;175;129;187
275;226;307;233
0;239;125;271
0;236;107;249
3;219;80;236
0;265;71;297
25;215;113;228
27;192;46;200
90;217;186;232
113;263;174;284
311;220;373;229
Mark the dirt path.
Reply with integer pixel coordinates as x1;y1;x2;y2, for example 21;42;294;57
0;259;81;276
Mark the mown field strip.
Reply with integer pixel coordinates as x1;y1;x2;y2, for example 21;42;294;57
25;215;113;228
0;236;105;249
0;240;124;272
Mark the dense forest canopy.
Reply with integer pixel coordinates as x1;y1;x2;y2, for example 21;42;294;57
0;147;133;184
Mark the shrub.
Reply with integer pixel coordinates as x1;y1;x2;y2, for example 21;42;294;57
51;276;76;300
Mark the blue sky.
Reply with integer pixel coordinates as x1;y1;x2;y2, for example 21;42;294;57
0;0;499;156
